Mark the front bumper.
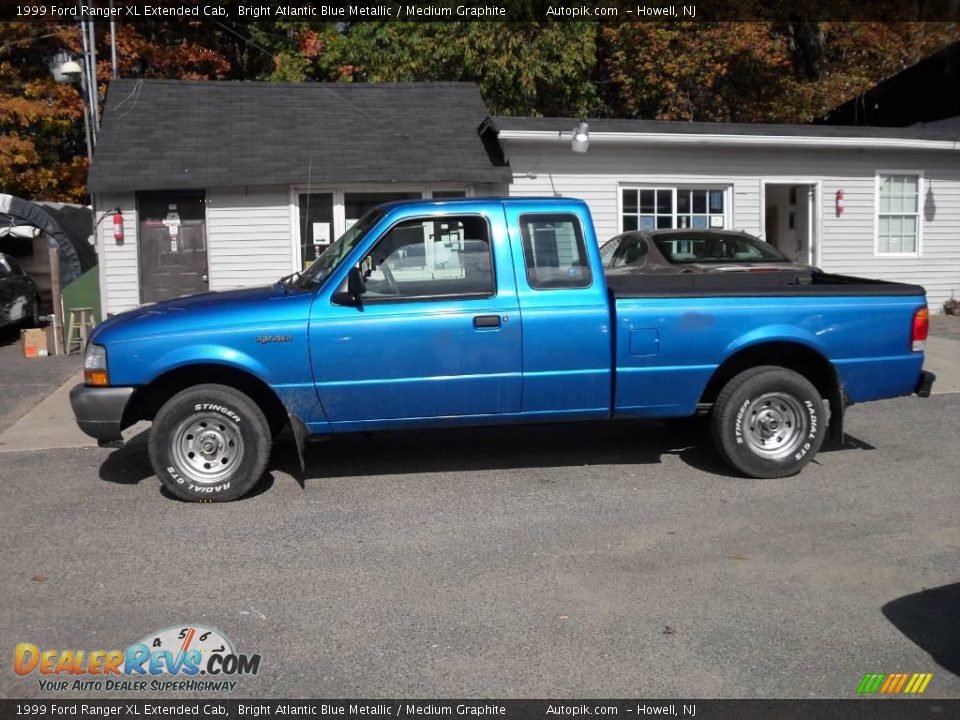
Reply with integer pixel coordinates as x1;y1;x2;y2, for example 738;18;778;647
69;384;135;443
915;371;936;398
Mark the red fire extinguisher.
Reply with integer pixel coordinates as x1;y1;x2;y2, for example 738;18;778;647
835;189;844;216
112;208;124;242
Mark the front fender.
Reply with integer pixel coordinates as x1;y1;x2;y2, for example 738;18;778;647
145;344;272;385
107;340;273;387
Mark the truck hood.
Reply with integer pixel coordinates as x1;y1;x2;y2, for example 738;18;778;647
92;285;312;344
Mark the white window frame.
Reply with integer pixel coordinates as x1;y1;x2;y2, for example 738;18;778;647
288;184;472;270
874;170;923;259
618;184;732;234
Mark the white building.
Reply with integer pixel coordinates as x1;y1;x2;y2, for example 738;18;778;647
493;117;960;308
89;80;960;315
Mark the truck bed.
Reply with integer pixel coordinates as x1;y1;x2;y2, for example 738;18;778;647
605;269;926;298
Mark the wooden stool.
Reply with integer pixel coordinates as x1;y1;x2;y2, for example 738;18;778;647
66;307;96;355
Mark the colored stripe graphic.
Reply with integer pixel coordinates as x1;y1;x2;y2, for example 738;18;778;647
857;672;933;694
857;673;886;694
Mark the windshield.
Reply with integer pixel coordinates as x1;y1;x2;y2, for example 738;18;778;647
652;232;791;264
292;209;385;291
598;238;619;266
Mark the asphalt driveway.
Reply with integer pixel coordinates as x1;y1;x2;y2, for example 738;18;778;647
1;392;957;699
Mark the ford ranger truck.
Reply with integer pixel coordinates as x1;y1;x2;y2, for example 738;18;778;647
70;198;935;502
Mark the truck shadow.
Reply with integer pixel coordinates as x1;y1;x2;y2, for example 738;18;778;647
882;583;960;677
99;419;878;492
293;420;740;480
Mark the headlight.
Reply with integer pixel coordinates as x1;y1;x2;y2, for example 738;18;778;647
83;343;109;386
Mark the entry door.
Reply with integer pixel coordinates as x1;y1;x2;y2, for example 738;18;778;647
137;191;208;303
310;213;522;429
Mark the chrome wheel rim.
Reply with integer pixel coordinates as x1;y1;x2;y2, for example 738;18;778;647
743;392;807;459
170;413;243;485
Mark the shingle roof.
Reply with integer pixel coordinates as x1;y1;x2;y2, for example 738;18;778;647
89;80;510;193
491;115;960;141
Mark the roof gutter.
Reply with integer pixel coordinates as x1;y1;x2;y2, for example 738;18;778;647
496;129;960;152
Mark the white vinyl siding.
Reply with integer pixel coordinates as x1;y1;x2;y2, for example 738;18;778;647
503;141;960;307
93;192;139;316
206;186;294;291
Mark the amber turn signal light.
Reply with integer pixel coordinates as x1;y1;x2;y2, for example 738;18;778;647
84;370;109;386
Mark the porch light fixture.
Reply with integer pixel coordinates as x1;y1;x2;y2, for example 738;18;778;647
571;122;590;153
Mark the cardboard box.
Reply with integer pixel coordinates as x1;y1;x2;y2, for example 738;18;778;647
21;328;48;358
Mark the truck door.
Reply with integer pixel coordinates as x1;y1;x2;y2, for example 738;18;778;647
502;202;612;419
309;209;522;430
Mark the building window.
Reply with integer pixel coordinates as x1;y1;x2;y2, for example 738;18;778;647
877;173;920;255
298;192;334;264
622;187;726;232
295;187;472;269
345;192;420;231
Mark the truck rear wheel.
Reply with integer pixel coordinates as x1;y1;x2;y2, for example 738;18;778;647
711;366;825;479
148;384;271;502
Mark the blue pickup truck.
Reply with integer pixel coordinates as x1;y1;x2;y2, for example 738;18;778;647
71;198;934;502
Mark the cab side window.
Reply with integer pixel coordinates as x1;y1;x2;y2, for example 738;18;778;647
518;214;592;289
358;216;494;301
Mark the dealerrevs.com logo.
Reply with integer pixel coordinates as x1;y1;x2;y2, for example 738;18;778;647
14;624;261;692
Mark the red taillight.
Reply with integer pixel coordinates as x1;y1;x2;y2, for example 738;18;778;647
911;307;929;352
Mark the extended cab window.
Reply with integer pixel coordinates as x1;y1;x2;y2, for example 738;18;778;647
358;216;494;301
518;214;592;289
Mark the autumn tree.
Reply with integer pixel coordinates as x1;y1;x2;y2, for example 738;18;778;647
3;19;959;203
0;21;233;203
0;23;89;202
599;22;960;124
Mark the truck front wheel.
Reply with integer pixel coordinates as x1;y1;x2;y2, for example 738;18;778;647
711;366;826;478
148;384;271;502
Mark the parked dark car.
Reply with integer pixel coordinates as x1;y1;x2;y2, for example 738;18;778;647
0;253;40;329
600;229;811;273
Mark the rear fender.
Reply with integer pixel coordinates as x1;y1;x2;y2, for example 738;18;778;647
723;324;827;359
718;327;846;444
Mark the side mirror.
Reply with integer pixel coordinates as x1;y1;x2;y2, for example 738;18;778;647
332;266;364;306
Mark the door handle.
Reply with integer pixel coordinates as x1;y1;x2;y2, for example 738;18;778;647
473;315;501;329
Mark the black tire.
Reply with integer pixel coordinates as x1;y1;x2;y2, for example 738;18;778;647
148;384;271;502
711;366;826;479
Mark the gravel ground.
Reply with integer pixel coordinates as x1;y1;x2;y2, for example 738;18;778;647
1;394;957;700
929;314;960;341
0;327;81;434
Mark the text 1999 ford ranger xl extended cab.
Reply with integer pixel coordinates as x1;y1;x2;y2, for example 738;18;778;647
70;198;934;501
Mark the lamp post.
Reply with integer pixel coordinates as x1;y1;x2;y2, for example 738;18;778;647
49;49;94;165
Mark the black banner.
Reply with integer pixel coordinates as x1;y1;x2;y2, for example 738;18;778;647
3;0;960;23
3;700;960;720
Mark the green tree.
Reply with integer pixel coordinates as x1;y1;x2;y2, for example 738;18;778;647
311;23;602;116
